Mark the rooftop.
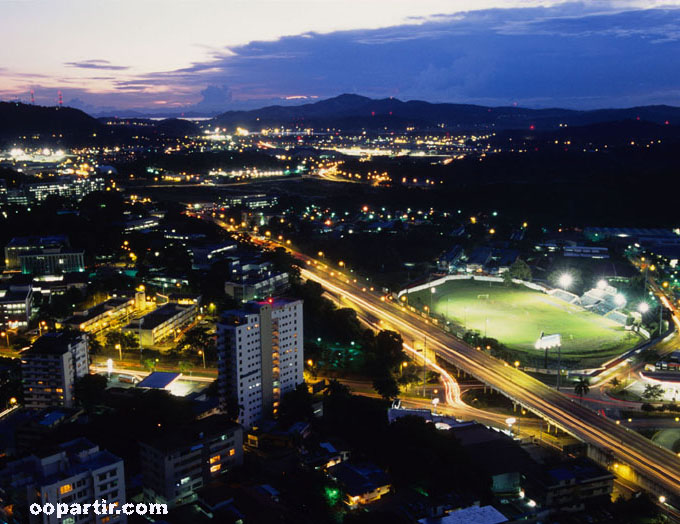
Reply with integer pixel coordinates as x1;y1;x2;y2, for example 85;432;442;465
125;303;193;331
140;414;240;453
23;331;85;357
6;235;69;248
546;457;614;485
63;296;132;326
419;505;507;524
136;371;181;390
328;462;390;497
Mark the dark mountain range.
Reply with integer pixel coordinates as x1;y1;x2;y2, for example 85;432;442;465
3;96;680;143
96;117;200;137
0;102;100;140
0;103;201;145
213;93;680;131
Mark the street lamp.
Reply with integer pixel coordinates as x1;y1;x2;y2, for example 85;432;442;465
401;361;408;377
430;287;436;314
659;495;667;504
514;360;520;369
0;331;9;347
198;350;206;368
115;343;122;360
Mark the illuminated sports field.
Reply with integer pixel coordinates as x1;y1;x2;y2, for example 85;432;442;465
408;279;641;363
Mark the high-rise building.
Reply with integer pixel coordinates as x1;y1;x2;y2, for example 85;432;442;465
0;437;127;524
217;299;304;429
139;415;243;508
21;331;89;409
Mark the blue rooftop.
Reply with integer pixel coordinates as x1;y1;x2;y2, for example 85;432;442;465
136;371;180;389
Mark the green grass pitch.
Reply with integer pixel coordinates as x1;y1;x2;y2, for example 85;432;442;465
407;279;641;364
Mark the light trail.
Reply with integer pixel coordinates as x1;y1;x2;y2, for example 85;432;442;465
208;219;680;499
301;266;680;498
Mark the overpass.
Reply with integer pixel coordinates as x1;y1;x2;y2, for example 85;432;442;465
208;217;680;501
299;264;680;501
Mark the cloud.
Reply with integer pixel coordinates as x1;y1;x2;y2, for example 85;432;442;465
8;2;680;112
125;3;680;109
64;59;129;71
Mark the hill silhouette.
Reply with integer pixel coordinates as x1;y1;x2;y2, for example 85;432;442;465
213;94;680;131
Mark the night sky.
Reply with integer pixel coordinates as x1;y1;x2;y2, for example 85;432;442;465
2;0;680;112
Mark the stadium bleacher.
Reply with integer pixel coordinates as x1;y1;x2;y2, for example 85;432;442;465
606;310;629;326
549;289;580;304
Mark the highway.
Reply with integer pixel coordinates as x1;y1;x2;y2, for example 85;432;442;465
211;218;680;499
296;262;680;499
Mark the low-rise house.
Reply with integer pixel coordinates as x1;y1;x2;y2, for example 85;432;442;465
327;462;391;508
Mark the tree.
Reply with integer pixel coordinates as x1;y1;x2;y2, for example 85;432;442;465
105;330;138;351
89;337;103;355
574;377;590;404
279;383;314;425
174;326;216;362
502;269;513;286
74;374;108;411
508;259;532;282
642;383;665;401
143;358;157;372
373;373;400;400
611;377;621;389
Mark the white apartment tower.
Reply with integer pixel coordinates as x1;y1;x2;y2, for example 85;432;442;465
21;331;89;409
217;298;304;428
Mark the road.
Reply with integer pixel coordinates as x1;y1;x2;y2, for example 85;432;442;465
296;262;680;499
211;219;680;500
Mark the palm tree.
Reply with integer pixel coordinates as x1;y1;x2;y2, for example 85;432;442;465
574;377;590;404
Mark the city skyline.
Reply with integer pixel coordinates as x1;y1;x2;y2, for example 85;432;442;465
2;1;680;113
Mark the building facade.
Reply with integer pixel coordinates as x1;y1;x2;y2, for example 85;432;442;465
217;299;304;429
21;332;89;409
0;282;32;329
20;249;85;275
0;437;126;524
4;235;70;270
122;303;196;347
139;415;243;508
224;272;289;303
61;296;135;335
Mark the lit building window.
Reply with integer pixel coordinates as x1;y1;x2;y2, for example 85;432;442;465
59;484;72;495
229;448;236;456
210;464;221;473
209;455;220;464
